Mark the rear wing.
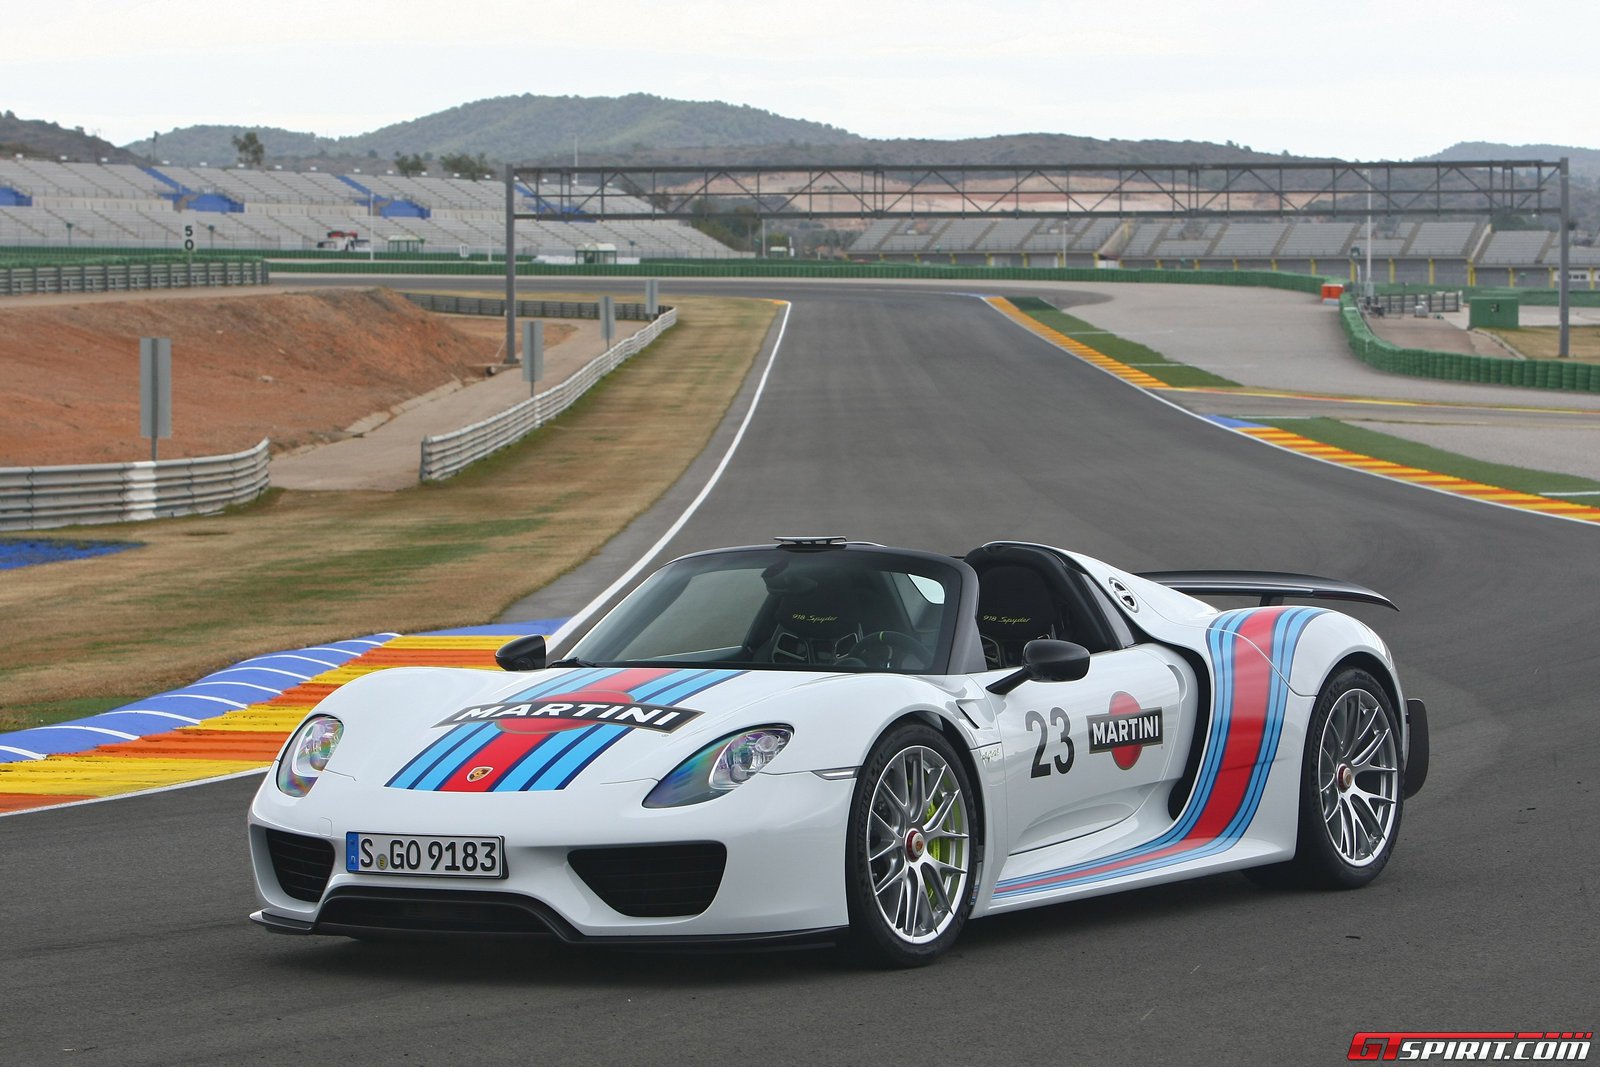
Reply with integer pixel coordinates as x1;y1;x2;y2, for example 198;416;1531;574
1138;570;1397;611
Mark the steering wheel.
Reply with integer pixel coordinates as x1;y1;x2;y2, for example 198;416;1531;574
841;630;932;671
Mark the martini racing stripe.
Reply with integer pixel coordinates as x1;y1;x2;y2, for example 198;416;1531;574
386;666;745;793
994;606;1324;898
386;668;615;790
504;723;628;792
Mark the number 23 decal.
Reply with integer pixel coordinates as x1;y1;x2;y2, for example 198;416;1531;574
1025;707;1075;778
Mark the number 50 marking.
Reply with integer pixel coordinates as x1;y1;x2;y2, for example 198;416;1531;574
1024;707;1075;778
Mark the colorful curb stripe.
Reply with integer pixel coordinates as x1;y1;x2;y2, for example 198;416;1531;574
0;539;142;571
986;296;1167;388
0;621;563;815
987;296;1600;525
1224;420;1600;523
388;667;743;793
994;606;1323;898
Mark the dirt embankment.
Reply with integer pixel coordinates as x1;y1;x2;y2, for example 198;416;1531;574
0;288;509;466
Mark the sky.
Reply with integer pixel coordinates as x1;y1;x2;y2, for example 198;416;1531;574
5;0;1597;160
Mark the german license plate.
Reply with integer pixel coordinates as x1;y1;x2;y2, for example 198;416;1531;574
346;832;505;878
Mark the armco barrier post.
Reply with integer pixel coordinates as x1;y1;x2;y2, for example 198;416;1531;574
601;295;615;348
522;320;543;396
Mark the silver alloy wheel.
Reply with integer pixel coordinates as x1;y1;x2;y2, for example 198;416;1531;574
1318;687;1400;866
866;745;971;944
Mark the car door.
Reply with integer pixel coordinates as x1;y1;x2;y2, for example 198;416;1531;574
991;645;1186;855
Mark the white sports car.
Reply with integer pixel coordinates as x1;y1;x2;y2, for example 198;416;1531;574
248;537;1428;966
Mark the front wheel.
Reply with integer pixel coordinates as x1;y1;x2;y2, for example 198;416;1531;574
843;723;977;967
1248;668;1404;889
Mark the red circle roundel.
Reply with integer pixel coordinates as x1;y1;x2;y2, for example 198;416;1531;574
1108;691;1147;770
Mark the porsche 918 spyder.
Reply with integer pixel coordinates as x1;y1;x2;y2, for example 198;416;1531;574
248;537;1427;966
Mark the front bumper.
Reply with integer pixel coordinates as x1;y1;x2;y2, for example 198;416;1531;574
248;767;856;940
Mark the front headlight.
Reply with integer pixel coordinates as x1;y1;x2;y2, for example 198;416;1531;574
643;726;792;808
275;715;344;797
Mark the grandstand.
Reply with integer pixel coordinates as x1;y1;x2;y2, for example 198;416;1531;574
0;159;740;259
843;214;1597;289
3;157;1592;286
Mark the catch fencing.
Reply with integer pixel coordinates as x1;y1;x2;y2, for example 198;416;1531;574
420;308;678;481
0;439;271;531
1362;291;1461;316
0;258;269;296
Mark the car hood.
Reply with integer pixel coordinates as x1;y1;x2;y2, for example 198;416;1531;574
309;663;881;794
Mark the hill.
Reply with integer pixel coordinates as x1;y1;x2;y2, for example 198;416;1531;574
120;93;1304;170
1427;142;1600;182
122;93;860;165
0;112;142;164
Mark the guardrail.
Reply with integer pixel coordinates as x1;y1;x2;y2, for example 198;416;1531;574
421;309;678;481
0;439;271;531
0;258;269;296
399;292;666;321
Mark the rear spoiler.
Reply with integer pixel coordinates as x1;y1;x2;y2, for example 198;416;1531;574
1137;570;1397;611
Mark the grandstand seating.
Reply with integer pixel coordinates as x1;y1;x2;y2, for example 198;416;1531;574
1478;230;1551;265
1209;221;1288;258
1407;221;1483;257
0;158;740;258
979;219;1041;251
1276;222;1358;258
2;159;1585;276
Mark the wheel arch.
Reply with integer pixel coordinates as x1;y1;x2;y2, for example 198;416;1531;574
879;709;989;860
1324;651;1401;714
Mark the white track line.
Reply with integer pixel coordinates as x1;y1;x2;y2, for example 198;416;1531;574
548;300;793;648
0;769;269;819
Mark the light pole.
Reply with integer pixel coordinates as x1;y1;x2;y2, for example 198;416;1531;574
1364;168;1375;301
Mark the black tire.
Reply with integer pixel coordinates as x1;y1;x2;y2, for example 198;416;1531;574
843;723;978;967
1245;668;1404;890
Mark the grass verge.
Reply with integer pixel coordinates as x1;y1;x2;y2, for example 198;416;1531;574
1009;295;1240;388
1481;325;1600;361
0;295;777;725
1250;417;1600;497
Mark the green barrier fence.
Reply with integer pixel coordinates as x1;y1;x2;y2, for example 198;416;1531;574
1337;294;1599;393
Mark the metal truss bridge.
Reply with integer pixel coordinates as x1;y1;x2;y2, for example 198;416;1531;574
509;160;1569;221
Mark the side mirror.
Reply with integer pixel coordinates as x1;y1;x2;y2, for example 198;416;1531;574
986;639;1091;695
494;634;547;673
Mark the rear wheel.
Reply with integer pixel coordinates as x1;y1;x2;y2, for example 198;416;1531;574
1246;668;1403;889
844;724;976;967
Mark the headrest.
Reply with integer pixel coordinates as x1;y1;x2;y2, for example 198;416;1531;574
976;564;1057;638
777;581;864;637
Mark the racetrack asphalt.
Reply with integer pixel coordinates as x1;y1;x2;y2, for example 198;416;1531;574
2;276;1595;1066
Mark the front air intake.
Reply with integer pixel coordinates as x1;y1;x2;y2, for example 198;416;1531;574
264;829;336;903
568;842;727;917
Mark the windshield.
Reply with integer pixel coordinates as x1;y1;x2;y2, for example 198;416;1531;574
567;547;964;673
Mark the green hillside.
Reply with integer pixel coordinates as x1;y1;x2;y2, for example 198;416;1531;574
0;112;141;164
